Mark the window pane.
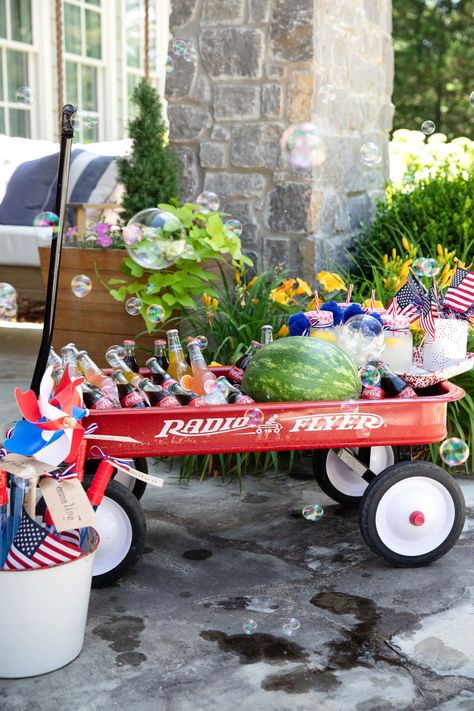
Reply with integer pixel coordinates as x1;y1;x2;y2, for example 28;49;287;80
9;108;30;137
85;9;101;59
7;49;28;101
65;60;79;105
81;118;98;143
86;0;100;6
0;0;6;39
64;2;81;55
0;108;4;134
0;50;3;101
82;63;97;111
11;0;32;44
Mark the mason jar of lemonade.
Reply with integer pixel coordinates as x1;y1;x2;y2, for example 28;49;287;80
309;311;337;343
382;317;413;373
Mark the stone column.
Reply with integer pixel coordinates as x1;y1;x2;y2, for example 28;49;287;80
166;0;394;279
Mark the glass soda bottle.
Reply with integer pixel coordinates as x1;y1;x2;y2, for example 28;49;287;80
215;376;255;404
111;371;149;408
168;382;204;407
373;361;418;399
137;378;180;408
123;339;139;373
60;345;81;379
146;357;177;391
105;346;139;382
81;381;116;410
154;339;169;372
187;340;217;395
48;346;64;387
166;329;192;383
77;350;120;406
260;325;273;345
227;340;262;385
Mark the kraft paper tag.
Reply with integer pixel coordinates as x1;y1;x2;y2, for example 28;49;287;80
113;461;164;488
39;478;97;532
0;454;57;479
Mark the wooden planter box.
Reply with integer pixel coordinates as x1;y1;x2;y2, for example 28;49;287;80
38;246;162;365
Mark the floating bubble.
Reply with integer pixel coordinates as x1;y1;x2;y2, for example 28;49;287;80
470;91;474;108
145;283;158;295
242;619;257;635
421;120;435;136
195;335;208;350
125;208;186;270
424;258;440;277
0;282;17;302
165;55;174;75
282;618;301;636
319;84;337;103
125;297;143;316
359;364;380;388
0;302;17;322
412;257;428;276
15;86;33;105
180;374;194;391
196;191;220;213
244;408;264;426
204;379;217;394
71;274;92;298
302;504;324;521
215;377;231;398
33;211;60;234
183;46;197;63
281;122;326;169
440;438;469;467
173;39;188;57
340;399;359;413
146;303;165;323
340;314;385;367
224;219;243;238
360;142;382;167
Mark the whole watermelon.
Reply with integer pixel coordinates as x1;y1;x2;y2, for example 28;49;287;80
241;336;361;402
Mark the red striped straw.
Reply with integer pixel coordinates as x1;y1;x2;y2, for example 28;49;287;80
313;291;320;312
370;289;376;309
345;284;353;305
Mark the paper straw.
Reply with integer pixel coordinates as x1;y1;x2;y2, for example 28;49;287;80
313;291;320;312
370;289;376;310
346;284;353;305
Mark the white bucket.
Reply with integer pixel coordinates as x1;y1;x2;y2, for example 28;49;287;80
0;528;99;678
423;318;468;371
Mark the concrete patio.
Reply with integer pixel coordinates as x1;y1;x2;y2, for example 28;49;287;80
1;324;474;710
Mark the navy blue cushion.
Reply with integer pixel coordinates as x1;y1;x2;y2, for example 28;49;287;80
0;152;59;225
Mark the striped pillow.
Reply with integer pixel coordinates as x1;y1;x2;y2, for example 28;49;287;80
67;149;118;224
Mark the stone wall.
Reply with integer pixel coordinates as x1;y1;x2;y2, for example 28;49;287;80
166;0;394;280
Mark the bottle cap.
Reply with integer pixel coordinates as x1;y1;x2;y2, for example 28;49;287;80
77;350;88;357
154;339;166;345
123;339;135;345
166;329;179;335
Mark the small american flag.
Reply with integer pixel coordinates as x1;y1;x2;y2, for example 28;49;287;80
444;267;474;313
419;287;438;342
3;513;82;570
386;277;421;323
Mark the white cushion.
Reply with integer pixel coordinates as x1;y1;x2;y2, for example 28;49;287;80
0;225;52;266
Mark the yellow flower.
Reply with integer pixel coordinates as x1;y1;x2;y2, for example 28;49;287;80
400;259;413;279
251;298;259;305
210;361;222;367
383;254;389;265
234;271;241;285
402;237;410;251
292;277;312;296
276;324;289;338
392;248;397;260
362;299;385;309
316;271;346;293
247;276;257;290
436;244;443;256
211;298;219;310
269;287;289;304
410;319;422;333
202;293;212;308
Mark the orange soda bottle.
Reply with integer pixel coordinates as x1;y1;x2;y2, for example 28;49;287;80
187;340;217;395
166;329;192;385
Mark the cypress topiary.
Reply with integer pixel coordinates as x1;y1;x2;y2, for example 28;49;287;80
117;79;181;222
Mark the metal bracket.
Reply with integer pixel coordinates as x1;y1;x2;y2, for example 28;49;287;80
334;448;377;483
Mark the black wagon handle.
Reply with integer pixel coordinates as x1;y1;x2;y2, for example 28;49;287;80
30;104;77;395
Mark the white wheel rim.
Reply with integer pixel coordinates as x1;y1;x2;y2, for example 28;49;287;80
326;446;395;498
375;475;455;556
92;495;133;576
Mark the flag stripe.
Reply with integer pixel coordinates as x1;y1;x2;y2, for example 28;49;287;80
3;512;81;571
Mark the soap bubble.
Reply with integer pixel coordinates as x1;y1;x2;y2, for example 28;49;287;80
281;122;326;169
359;364;380;387
412;257;428;276
244;408;264;426
122;224;142;245
173;39;189;57
302;504;324;521
165;55;174;75
470;91;474;107
282;618;301;636
183;46;197;63
224;219;243;238
145;283;158;295
215;377;231;398
71;274;92;298
440;438;469;467
340;314;385;367
146;304;165;323
0;282;17;322
125;208;186;270
423;258;440;277
196;191;220;213
360;143;382;167
125;297;143;316
204;379;218;394
319;84;337;103
340;399;359;413
15;86;33;105
0;283;17;302
242;619;257;635
195;335;208;349
421;120;435;135
33;211;60;234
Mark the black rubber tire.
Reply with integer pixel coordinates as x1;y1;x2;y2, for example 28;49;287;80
84;457;148;500
312;447;399;508
82;474;146;588
359;461;465;567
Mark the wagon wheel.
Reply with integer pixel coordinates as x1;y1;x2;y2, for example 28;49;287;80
82;475;147;588
359;461;465;567
312;446;398;507
84;457;148;500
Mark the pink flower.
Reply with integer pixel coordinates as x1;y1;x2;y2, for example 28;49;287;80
96;223;113;248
